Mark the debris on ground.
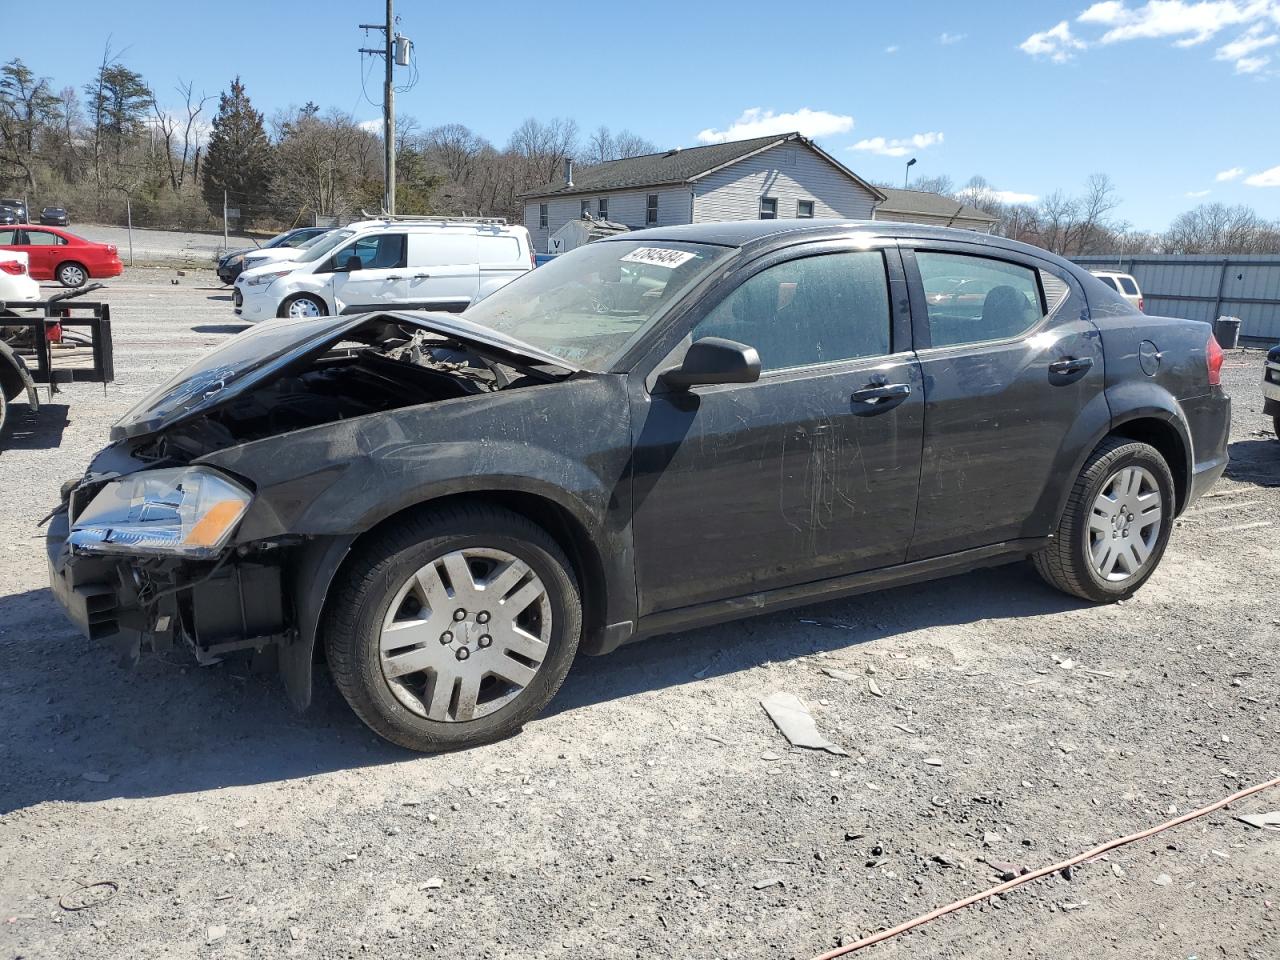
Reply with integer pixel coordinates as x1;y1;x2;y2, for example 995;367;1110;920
821;667;860;683
761;693;848;756
58;881;119;912
868;678;885;698
1235;811;1280;830
753;877;784;890
207;925;227;943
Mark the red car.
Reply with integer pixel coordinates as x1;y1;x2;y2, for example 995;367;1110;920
0;225;123;287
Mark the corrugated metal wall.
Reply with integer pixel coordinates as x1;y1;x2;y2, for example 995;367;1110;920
1073;254;1280;342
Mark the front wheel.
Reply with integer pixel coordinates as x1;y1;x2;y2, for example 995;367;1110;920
56;261;87;288
324;503;582;752
278;294;328;319
1033;438;1175;602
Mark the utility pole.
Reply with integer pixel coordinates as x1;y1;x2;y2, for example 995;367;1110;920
222;189;228;249
359;1;408;216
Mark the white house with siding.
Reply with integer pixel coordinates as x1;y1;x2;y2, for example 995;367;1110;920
522;132;886;254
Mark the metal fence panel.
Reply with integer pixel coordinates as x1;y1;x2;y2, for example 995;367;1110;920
1073;254;1280;343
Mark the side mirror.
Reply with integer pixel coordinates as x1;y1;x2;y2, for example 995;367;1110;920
660;337;761;390
342;254;363;272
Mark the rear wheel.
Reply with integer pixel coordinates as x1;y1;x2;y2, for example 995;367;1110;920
1033;438;1175;602
279;294;327;319
324;503;582;752
56;261;87;288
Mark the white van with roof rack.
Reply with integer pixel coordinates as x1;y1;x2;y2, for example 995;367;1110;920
233;217;534;322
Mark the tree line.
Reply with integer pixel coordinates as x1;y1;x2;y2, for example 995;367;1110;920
901;173;1280;256
0;52;654;232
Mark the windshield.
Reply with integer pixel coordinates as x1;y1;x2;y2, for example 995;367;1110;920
295;229;355;264
462;239;731;370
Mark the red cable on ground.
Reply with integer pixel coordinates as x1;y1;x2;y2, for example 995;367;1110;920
812;774;1280;959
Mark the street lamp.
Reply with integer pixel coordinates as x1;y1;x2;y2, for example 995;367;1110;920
905;157;917;189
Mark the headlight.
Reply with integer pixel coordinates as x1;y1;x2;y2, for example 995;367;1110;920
246;269;291;286
68;467;252;559
229;254;244;266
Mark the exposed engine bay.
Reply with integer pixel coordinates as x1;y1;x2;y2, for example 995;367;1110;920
129;323;563;464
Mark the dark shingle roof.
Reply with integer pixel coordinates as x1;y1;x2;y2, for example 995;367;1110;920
875;187;999;223
523;133;883;201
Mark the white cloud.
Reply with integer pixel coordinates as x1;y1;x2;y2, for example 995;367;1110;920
1025;1;1280;71
939;32;967;44
885;44;900;53
1185;188;1213;196
358;119;383;134
850;131;944;157
696;107;854;144
1235;52;1273;69
1244;164;1280;185
1082;0;1265;46
1021;20;1089;61
987;189;1040;204
1216;166;1246;180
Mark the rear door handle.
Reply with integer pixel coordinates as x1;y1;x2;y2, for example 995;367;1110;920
412;273;431;279
851;383;911;403
1048;357;1094;375
386;275;404;280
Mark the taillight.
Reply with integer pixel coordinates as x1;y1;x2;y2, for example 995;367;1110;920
529;247;536;269
1206;333;1224;386
0;260;24;275
1137;297;1144;312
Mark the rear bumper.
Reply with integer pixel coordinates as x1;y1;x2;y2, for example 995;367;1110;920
95;258;124;278
1182;390;1231;510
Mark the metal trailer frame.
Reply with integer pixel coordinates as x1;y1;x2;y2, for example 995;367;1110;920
0;287;115;399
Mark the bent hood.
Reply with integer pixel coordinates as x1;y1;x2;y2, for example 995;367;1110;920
110;311;581;441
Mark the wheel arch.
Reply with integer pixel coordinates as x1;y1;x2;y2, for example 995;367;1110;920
1108;413;1191;514
282;488;612;711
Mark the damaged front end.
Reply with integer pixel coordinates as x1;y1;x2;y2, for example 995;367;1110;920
45;311;577;703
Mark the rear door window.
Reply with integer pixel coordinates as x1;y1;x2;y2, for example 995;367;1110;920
24;230;62;246
916;251;1044;347
0;229;17;245
478;235;521;265
1117;276;1139;295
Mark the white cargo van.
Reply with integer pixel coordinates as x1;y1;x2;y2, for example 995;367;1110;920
234;218;534;322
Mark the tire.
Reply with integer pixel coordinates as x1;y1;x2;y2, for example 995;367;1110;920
1033;438;1175;602
324;502;582;752
278;294;328;319
56;261;87;288
0;388;8;443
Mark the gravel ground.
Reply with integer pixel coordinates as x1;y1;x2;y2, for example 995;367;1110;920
1;269;1277;960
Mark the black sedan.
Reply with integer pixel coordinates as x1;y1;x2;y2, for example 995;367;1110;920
39;206;69;226
0;206;17;226
215;226;328;284
46;220;1231;751
0;198;28;223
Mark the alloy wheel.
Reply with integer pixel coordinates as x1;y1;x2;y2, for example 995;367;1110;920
379;547;552;722
286;297;323;318
1088;465;1162;582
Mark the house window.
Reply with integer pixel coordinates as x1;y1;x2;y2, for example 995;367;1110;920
598;197;608;219
759;197;778;220
797;199;815;219
581;199;590;216
646;194;659;225
538;203;548;229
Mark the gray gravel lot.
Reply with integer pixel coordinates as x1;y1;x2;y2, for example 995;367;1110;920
1;268;1277;960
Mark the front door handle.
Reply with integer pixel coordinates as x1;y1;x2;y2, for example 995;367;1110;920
1048;356;1094;376
412;273;431;279
386;274;404;280
851;383;911;404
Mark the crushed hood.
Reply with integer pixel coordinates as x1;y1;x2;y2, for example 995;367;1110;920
110;310;580;441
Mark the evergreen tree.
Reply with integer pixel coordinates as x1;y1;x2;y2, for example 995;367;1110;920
202;77;272;223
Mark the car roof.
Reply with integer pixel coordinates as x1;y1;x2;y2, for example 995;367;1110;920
603;218;1081;269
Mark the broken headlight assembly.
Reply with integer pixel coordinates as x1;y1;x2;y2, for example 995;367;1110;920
68;467;252;560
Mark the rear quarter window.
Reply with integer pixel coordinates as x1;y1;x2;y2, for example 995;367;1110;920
1118;276;1139;295
479;235;522;265
1095;275;1118;290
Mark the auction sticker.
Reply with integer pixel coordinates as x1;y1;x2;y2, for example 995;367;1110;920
620;247;698;269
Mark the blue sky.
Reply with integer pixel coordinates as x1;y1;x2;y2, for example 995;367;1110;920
9;0;1280;230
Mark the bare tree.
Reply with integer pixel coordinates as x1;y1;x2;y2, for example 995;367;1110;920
151;79;212;192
